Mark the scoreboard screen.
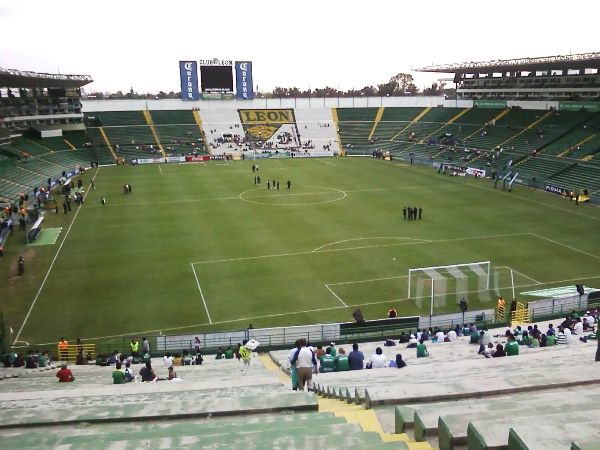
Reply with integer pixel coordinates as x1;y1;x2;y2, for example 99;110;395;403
200;65;233;93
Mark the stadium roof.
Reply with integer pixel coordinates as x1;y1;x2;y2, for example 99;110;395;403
415;52;600;73
0;67;93;88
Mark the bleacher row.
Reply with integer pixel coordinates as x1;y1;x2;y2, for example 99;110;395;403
0;357;413;449
269;320;600;449
336;106;600;194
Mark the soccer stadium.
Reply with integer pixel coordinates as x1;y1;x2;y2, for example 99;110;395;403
2;5;600;449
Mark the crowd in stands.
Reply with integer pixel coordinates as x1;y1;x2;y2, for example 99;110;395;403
285;309;599;391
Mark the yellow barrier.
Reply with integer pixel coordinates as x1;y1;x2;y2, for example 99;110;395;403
57;344;96;362
496;304;505;322
511;302;531;326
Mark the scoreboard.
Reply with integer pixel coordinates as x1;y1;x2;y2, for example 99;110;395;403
179;58;253;100
200;64;233;94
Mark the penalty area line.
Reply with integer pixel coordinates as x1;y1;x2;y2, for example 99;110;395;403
325;284;347;307
191;263;212;324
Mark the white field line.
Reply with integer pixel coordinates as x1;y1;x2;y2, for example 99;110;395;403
510;268;542;285
158;165;163;175
325;284;347;307
81;185;439;209
13;167;101;345
192;233;529;265
327;265;515;287
312;236;431;253
191;263;212;324
528;233;600;261
33;272;600;345
316;159;336;166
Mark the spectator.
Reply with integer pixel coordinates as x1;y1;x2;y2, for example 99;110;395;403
493;344;506;357
327;343;337;358
546;324;555;336
348;343;364;370
319;347;336;373
215;348;224;360
173;353;182;366
25;351;37;369
421;329;430;341
38;351;49;368
224;346;234;359
76;349;88;365
398;332;409;343
434;329;445;343
112;362;125;384
520;331;530;347
389;354;406;368
564;327;573;344
416;339;429;358
290;339;317;391
369;347;387;369
182;351;193;366
239;339;252;372
56;364;74;382
574;318;584;335
546;332;557;346
163;353;174;367
540;334;547;347
447;328;458;342
335;348;349;372
107;351;118;365
407;334;418;348
483;343;495;358
142;337;150;354
13;354;24;367
557;326;570;344
505;335;520;356
168;366;180;381
139;362;157;382
288;340;300;390
124;361;134;382
388;308;397;318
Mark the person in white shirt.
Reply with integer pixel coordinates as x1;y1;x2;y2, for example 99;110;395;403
573;319;584;335
407;335;418;348
563;327;573;343
163;353;174;368
369;347;387;369
447;330;458;342
290;339;317;391
435;330;445;343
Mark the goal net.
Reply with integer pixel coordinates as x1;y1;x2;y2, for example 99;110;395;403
408;261;492;312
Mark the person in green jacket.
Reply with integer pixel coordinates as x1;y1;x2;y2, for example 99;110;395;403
416;339;429;358
505;335;519;356
546;333;556;346
224;346;234;359
112;362;125;384
319;347;336;373
334;348;349;371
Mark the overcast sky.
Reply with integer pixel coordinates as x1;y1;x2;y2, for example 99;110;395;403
1;0;598;94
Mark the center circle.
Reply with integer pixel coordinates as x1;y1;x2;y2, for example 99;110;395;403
239;185;347;206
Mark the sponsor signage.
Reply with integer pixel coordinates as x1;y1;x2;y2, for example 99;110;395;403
133;158;162;165
466;167;486;178
235;61;254;100
559;102;600;112
199;58;233;66
473;100;507;108
545;183;570;197
185;155;210;162
165;156;186;163
179;61;199;101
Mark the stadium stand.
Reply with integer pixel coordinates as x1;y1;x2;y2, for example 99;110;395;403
0;356;419;449
270;318;600;449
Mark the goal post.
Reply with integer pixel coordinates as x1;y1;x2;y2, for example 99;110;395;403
407;261;491;298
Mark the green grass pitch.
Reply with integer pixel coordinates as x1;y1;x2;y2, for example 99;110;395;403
3;157;600;345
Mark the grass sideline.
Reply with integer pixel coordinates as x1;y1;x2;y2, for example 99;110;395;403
3;157;600;345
